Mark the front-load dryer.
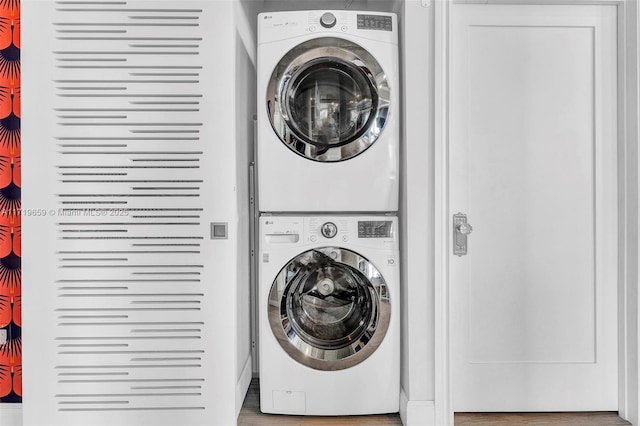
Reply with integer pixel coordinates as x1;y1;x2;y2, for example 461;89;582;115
257;11;399;212
258;215;400;415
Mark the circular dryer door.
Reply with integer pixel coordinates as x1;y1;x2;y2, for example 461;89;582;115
266;37;390;162
268;247;391;371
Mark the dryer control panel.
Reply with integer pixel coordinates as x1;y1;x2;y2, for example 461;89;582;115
258;10;397;45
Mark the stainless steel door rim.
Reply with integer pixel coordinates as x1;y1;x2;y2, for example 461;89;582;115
268;247;391;371
266;37;391;162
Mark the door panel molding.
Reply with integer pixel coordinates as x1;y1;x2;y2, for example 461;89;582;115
433;1;638;424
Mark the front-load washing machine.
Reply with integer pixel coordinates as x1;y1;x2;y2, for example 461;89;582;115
258;215;400;415
257;10;399;213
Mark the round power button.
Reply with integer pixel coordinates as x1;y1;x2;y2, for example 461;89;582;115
320;222;338;239
320;12;337;28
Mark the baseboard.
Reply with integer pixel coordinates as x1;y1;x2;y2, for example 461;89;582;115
0;404;22;426
235;354;253;418
400;388;435;426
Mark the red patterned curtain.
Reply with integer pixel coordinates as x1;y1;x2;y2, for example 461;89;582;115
0;0;20;404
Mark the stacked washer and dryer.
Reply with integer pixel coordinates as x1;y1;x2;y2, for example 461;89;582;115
256;10;400;416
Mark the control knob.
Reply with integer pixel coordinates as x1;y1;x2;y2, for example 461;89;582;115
320;12;337;28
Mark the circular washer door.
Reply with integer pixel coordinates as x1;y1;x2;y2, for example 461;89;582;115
266;37;391;162
268;247;391;371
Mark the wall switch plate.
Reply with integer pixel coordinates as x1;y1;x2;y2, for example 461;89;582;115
0;329;6;345
211;222;228;239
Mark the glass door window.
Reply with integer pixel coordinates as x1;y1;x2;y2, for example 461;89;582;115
268;247;391;371
267;37;390;162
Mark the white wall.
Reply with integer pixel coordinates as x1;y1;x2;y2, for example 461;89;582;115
622;1;640;424
400;0;436;424
234;0;258;418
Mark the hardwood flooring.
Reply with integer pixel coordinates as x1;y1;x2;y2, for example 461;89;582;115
239;379;630;425
454;412;631;426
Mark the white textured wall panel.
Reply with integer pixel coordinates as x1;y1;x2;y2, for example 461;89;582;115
21;1;241;425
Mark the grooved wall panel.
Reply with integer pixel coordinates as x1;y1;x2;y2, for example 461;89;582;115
22;1;241;425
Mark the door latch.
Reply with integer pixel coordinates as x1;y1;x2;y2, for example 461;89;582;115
453;213;473;256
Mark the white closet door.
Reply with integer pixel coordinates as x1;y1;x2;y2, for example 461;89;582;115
22;1;240;425
450;4;618;412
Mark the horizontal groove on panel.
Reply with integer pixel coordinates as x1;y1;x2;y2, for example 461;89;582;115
55;336;202;340
57;343;130;347
56;58;127;61
57;293;203;296
61;150;203;154
57;66;203;70
60;201;128;204
56;393;203;397
58;315;129;319
60;229;129;233
131;300;200;304
131;272;201;275
56;94;203;97
59;350;204;355
132;243;201;245
57;372;130;376
56;278;200;283
62;308;201;312
59;259;129;262
58;401;131;405
129;130;200;134
129;44;198;48
130;386;202;390
56;8;203;13
53;23;200;27
59;181;201;184
57;86;127;90
59;265;203;268
57;116;128;119
57;194;199;197
57;107;200;111
55;1;127;4
57;79;199;83
57;250;200;253
56;51;199;55
56;366;202;371
58;287;129;290
59;321;204;325
60;237;201;240
127;17;199;21
58;166;200;168
59;145;129;148
59;379;205;383
129;330;202;333
58;122;203;126
58;222;200;225
58;407;206;412
58;38;202;42
56;30;128;33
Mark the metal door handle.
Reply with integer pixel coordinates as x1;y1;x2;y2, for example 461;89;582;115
454;213;472;256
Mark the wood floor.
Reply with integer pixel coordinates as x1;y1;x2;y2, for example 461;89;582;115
454;412;631;426
239;379;630;425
